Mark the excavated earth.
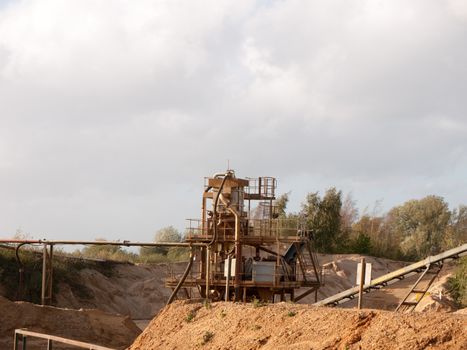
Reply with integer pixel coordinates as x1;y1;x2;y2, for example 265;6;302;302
0;296;141;350
128;301;467;350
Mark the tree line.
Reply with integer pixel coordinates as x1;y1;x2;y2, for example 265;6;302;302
276;189;466;262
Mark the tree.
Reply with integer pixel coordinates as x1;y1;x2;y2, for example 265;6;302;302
274;192;290;218
445;205;467;249
140;226;182;258
154;226;182;242
386;196;451;259
301;188;343;253
80;238;135;261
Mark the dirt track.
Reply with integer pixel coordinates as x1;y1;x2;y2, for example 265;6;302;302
128;301;467;350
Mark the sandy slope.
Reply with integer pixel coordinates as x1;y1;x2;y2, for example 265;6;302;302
0;295;141;350
55;262;183;319
128;301;467;350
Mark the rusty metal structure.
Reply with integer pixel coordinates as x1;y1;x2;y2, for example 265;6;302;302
166;170;322;303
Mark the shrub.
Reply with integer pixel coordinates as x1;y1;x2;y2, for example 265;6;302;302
447;256;467;307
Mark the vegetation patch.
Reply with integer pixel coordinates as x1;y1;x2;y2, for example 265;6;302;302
201;331;214;345
447;256;467;307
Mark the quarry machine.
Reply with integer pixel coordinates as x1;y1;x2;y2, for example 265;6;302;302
166;170;322;303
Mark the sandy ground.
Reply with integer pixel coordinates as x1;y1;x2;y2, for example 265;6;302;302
0;295;141;350
0;254;462;349
128;301;467;350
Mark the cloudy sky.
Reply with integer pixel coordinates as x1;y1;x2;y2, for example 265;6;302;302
1;0;466;242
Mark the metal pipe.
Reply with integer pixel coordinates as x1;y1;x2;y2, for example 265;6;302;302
166;248;194;305
0;239;206;247
15;243;28;301
219;194;241;301
208;172;230;247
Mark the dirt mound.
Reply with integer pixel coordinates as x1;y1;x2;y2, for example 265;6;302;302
0;295;141;350
128;301;467;350
55;262;182;319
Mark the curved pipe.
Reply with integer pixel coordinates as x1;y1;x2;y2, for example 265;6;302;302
219;193;242;300
15;243;29;300
208;173;230;247
166;248;194;305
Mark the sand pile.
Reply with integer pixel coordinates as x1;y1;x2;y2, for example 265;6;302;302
0;295;141;350
55;263;180;319
128;301;467;350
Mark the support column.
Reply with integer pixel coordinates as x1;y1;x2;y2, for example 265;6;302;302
41;244;54;306
41;244;47;305
358;257;366;310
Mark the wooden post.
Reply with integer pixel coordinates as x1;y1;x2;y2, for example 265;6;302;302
41;244;47;306
225;255;231;302
13;331;19;350
48;245;53;303
358;257;366;310
205;247;210;302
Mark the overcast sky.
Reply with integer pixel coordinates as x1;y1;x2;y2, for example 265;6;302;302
1;0;466;242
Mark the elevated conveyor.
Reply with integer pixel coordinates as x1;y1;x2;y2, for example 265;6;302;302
313;243;467;307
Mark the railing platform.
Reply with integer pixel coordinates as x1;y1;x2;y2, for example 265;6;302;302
13;329;116;350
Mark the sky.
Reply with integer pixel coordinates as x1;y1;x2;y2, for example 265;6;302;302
0;0;466;242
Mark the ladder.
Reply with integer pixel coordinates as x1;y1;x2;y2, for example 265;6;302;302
395;262;443;312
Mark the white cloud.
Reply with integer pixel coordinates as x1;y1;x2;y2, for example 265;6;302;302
0;0;466;240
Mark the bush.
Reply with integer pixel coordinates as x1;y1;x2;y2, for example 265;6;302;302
447;256;467;307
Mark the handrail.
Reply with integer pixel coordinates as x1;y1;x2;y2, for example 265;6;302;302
14;329;116;350
314;243;467;307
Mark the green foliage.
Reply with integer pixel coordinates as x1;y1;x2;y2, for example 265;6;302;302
139;226;184;260
79;239;138;262
138;247;190;264
351;233;372;255
0;246;114;303
287;310;297;317
301;188;345;253
447;257;467;307
155;226;182;243
386;196;451;259
252;297;266;308
185;310;196;322
274;193;290;218
202;331;214;345
0;248;42;303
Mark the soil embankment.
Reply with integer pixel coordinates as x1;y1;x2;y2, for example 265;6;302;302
128;301;467;350
55;263;181;319
0;296;141;349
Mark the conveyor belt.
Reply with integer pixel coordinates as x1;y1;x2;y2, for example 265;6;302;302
313;243;467;307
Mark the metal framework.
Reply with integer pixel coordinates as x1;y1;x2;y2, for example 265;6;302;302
165;170;322;303
0;239;204;306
